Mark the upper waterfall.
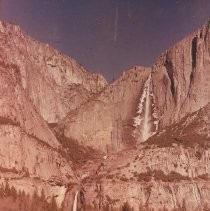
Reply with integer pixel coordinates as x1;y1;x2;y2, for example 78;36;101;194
133;73;159;142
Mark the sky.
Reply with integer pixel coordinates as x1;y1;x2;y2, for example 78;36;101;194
0;0;210;81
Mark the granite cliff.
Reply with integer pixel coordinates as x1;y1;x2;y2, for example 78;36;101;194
0;20;106;209
0;21;107;123
0;19;209;211
60;21;210;152
78;103;210;210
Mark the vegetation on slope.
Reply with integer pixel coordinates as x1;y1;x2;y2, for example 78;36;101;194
0;182;60;211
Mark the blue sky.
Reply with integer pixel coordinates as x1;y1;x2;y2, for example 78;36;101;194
1;0;210;81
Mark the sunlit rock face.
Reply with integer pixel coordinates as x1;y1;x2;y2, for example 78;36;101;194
0;21;107;123
152;21;210;128
61;21;210;151
60;66;151;152
0;62;77;206
0;19;210;211
78;104;210;211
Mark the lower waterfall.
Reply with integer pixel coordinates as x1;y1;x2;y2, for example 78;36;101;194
72;191;79;211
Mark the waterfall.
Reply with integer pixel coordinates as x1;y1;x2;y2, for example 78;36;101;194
141;77;152;140
133;73;159;142
72;191;79;211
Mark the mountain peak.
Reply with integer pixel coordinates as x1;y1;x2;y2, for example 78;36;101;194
0;20;21;33
0;18;210;210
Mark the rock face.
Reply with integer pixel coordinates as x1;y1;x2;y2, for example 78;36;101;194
0;20;106;207
152;20;210;128
0;21;107;123
60;21;210;152
0;19;210;211
0;61;78;206
133;73;159;143
78;104;210;211
61;66;152;152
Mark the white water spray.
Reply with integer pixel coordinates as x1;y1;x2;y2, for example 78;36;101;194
142;76;152;140
72;191;79;211
133;74;159;142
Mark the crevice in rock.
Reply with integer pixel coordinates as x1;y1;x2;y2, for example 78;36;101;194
191;36;197;70
204;19;210;42
164;56;175;97
200;30;203;39
190;36;198;89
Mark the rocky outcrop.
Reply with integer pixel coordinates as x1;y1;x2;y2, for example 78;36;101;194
152;20;210;128
60;66;151;152
0;21;107;123
0;19;210;211
60;20;210;152
77;104;210;211
0;54;77;207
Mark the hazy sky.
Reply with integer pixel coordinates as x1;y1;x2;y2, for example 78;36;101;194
0;0;210;81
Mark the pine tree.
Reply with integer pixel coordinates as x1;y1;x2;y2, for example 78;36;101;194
4;180;11;197
60;201;65;211
181;199;187;211
121;202;133;211
0;183;4;198
49;195;58;211
31;190;39;211
40;188;46;201
103;203;110;211
10;185;17;201
203;203;209;211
